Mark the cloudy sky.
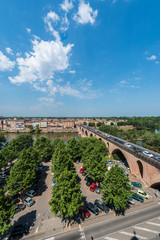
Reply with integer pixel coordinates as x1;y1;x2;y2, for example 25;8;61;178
0;0;160;117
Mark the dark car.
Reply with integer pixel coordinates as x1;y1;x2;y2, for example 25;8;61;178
87;202;99;215
82;171;87;176
84;175;89;181
15;204;26;214
11;224;27;237
94;199;109;213
132;193;144;203
86;178;94;187
79;206;90;218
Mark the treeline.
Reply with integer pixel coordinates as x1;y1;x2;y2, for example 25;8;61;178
0;135;54;235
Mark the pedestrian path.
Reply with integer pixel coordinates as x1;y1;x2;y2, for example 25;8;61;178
95;217;160;240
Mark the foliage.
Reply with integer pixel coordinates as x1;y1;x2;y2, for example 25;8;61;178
66;138;81;161
52;141;74;176
0;189;15;235
28;125;34;133
49;170;83;220
102;164;132;213
0;134;6;149
88;122;95;127
96;122;102;127
83;121;87;125
52;138;63;153
34;136;52;162
6;147;39;195
0;152;6;170
1;134;33;163
35;124;41;134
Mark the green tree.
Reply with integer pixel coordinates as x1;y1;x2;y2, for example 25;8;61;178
102;164;132;214
0;189;15;235
6;147;39;195
88;122;95;127
34;136;52;162
0;134;6;149
28;125;34;133
83;121;87;125
49;170;83;220
66;138;81;161
35;124;41;134
0;152;6;170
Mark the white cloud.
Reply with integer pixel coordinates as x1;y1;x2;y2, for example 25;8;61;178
39;97;54;103
74;0;98;25
6;47;13;55
9;38;74;84
33;83;47;92
26;28;31;33
0;51;15;71
44;11;60;40
60;0;74;12
146;55;156;61
69;70;76;74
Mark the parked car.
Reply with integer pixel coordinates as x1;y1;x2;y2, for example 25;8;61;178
11;224;27;237
94;200;109;213
51;182;56;187
142;151;153;158
86;178;94;187
22;196;35;207
90;184;97;192
154;156;160;161
79;167;85;174
15;204;26;214
26;189;36;198
132;193;144;203
38;163;44;171
13;198;20;205
124;143;132;148
95;187;101;194
131;182;142;188
120;167;126;172
137;189;149;199
87;202;99;215
82;171;87;176
0;174;7;179
79;206;90;218
84;175;89;181
127;197;135;205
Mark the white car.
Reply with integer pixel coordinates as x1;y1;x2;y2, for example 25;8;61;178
26;189;36;198
142;151;153;158
22;196;35;207
124;143;132;148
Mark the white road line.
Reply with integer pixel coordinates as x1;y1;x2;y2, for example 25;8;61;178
134;226;159;234
79;224;86;240
35;226;39;233
120;231;147;239
104;237;118;240
44;237;55;240
147;221;160;227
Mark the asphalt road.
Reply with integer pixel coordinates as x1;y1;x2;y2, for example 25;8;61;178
25;203;160;240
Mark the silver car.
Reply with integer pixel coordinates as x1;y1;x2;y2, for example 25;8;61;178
22;196;35;207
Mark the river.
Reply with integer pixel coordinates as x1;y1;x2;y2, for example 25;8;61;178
4;132;81;142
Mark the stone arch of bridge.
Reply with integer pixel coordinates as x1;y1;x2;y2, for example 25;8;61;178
150;182;160;191
82;128;84;133
111;149;129;167
85;130;88;136
90;133;93;137
137;160;143;178
99;138;102;141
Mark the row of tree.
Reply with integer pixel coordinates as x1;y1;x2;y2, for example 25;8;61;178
49;139;83;222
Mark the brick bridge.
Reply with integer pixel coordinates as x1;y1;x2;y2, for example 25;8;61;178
78;125;160;189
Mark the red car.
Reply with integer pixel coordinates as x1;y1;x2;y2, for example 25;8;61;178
90;183;97;192
79;206;90;218
79;167;85;174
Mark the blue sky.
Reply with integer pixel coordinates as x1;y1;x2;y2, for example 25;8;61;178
0;0;160;117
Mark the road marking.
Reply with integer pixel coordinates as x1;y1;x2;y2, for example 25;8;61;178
104;237;118;240
36;213;40;219
120;231;147;239
45;237;55;240
147;221;160;227
134;226;159;234
79;224;86;240
35;226;39;233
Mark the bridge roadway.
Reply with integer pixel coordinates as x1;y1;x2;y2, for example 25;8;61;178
79;125;160;170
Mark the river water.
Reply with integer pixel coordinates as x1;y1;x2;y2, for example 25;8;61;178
4;132;81;142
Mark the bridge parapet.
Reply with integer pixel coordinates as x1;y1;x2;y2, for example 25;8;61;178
79;124;160;170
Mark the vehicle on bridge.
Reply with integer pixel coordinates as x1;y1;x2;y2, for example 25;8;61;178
131;182;142;188
137;189;149;199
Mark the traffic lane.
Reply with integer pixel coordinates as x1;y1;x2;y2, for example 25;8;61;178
53;229;81;240
83;204;160;240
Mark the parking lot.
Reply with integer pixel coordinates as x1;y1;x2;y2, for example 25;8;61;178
5;159;159;239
